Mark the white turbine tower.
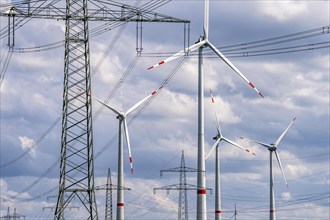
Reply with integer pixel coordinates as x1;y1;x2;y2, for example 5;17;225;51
242;118;296;220
148;1;263;219
91;87;162;220
206;90;256;220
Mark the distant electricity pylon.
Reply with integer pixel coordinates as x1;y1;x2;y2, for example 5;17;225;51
153;150;212;220
0;1;189;219
95;168;130;220
105;169;114;220
0;207;25;220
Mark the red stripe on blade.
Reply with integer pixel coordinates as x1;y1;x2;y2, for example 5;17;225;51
249;82;255;88
129;157;132;163
159;61;165;65
215;210;222;214
117;203;124;207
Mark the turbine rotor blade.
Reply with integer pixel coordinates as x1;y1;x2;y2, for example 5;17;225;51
204;0;209;39
205;138;221;160
209;89;221;136
206;41;264;98
223;137;256;156
76;87;122;116
123;119;133;174
126;87;162;115
274;150;288;187
240;136;271;149
274;117;296;147
210;89;215;103
126;94;152;115
147;40;206;70
214;112;222;137
91;96;122;116
255;140;272;149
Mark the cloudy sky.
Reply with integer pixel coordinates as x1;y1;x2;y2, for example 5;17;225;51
0;0;329;219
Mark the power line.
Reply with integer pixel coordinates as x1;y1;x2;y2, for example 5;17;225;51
141;25;330;58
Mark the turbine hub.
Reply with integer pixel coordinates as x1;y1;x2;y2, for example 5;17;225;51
213;134;220;140
116;114;125;120
269;146;277;151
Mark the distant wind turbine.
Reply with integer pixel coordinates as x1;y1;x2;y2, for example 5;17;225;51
206;90;256;220
147;1;263;218
230;203;238;220
241;118;296;220
91;87;162;220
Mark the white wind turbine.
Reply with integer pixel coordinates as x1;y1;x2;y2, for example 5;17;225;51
242;118;296;220
206;90;256;220
148;1;263;219
91;87;162;220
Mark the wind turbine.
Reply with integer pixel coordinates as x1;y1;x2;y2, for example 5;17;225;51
241;117;296;220
91;87;162;220
206;90;256;220
230;203;238;220
148;1;263;218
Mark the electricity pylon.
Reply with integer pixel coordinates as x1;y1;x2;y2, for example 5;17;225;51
105;168;113;220
0;207;25;220
153;150;212;220
95;168;130;220
0;1;189;219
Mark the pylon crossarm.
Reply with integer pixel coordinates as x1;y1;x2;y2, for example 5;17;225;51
153;183;211;193
160;167;199;174
95;184;130;191
160;167;201;177
0;4;190;23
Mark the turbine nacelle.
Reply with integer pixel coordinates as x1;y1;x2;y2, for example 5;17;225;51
268;145;277;151
116;114;126;120
213;134;221;140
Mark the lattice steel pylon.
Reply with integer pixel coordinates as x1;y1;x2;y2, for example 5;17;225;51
95;168;130;220
105;168;113;220
153;150;212;220
56;0;97;219
0;207;25;220
0;1;189;220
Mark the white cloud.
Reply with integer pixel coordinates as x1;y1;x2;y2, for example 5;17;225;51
18;136;36;156
0;178;31;205
258;1;308;22
222;172;263;183
281;191;292;200
150;89;196;121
